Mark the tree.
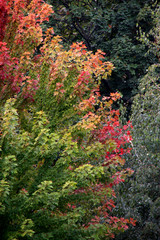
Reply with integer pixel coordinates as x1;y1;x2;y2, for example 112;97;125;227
46;0;157;101
113;64;160;240
112;6;160;239
0;0;53;103
0;96;135;240
0;0;135;239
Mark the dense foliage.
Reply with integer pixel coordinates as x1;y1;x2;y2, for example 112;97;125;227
0;0;136;239
113;6;160;239
113;63;160;240
46;0;158;100
0;0;53;102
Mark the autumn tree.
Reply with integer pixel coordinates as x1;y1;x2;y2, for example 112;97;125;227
0;0;53;103
0;0;135;239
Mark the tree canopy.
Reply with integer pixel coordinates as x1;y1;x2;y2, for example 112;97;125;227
46;0;158;100
0;1;136;239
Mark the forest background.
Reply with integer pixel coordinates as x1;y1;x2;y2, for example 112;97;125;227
0;0;160;240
